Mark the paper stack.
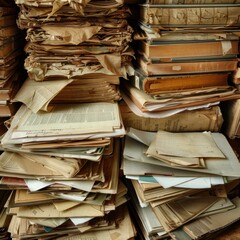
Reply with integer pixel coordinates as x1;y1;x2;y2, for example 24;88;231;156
0;0;25;118
121;1;240;114
122;128;240;239
0;0;136;239
0;102;136;239
119;99;224;132
13;0;134;113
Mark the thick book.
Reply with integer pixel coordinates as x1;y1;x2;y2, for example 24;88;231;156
121;80;239;112
134;23;240;43
0;102;21;117
138;57;238;75
139;40;239;60
0;26;20;38
139;5;240;27
129;70;230;94
0;7;17;17
0;15;17;28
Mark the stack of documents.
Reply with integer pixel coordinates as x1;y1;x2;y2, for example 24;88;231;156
119;100;224;132
121;1;240;113
13;0;134;108
0;0;137;239
122;127;240;238
0;2;25;117
0;102;136;239
169;197;240;240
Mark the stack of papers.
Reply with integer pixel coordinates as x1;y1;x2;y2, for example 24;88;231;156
119;99;224;132
13;0;134;112
2;0;137;238
0;3;24;117
122;128;240;237
169;197;240;240
1;102;136;239
146;130;225;169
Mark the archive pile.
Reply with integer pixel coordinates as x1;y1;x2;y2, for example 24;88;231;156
122;128;240;239
121;0;240;116
13;0;134;111
1;103;136;239
0;0;136;239
119;0;240;239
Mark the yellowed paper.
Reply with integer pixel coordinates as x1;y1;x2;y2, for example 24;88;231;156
155;131;225;158
13;78;73;113
11;102;121;138
17;203;104;218
41;26;102;45
53;201;81;212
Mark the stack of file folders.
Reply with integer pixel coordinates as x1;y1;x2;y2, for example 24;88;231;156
0;0;137;239
121;0;240;114
122;128;240;239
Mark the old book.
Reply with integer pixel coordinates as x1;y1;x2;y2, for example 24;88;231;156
0;25;20;38
0;15;17;27
119;100;223;132
0;38;22;59
139;41;239;60
139;5;240;27
0;71;25;101
121;80;239;112
0;102;21;117
129;69;230;94
134;24;240;43
0;6;17;17
138;57;238;75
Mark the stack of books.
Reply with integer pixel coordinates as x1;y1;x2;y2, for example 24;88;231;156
122;0;240;114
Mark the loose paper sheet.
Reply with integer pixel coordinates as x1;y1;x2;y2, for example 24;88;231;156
11;102;121;138
155;131;225;158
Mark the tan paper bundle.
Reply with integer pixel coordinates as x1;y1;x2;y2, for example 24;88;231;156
16;0;131;29
25;19;133;49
